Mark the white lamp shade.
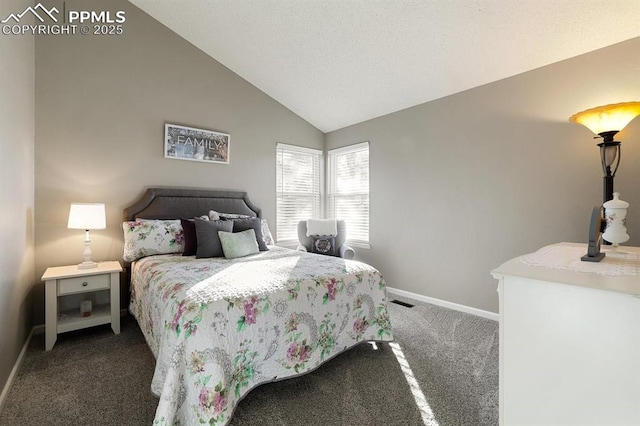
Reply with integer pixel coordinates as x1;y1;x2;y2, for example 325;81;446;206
67;203;106;230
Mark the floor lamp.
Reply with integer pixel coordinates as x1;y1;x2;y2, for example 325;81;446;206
569;101;640;204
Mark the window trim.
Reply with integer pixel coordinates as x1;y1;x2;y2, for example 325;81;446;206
275;143;324;245
327;141;370;248
327;141;370;157
277;142;324;157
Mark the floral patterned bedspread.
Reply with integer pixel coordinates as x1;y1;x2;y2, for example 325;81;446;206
129;246;393;425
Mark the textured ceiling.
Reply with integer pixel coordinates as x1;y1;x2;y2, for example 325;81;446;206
128;0;640;132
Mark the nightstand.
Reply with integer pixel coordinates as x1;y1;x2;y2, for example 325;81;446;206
42;261;122;351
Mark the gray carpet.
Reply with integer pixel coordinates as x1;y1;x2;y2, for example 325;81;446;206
0;295;498;425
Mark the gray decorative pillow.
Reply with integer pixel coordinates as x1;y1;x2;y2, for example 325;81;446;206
194;218;233;258
218;229;260;259
311;236;337;256
231;218;269;251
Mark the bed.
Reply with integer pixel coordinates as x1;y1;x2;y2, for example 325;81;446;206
123;187;393;425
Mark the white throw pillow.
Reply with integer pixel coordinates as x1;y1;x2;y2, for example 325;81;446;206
306;219;337;237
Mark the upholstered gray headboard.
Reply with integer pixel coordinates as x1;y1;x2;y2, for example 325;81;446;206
123;187;262;221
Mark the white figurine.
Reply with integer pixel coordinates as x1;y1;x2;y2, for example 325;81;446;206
602;192;629;248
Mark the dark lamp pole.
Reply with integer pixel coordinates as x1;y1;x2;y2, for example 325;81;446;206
597;133;621;204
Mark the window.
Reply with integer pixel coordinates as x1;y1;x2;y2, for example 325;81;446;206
276;143;323;243
328;142;369;247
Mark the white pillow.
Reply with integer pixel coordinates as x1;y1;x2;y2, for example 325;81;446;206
122;219;184;261
261;219;274;246
214;211;250;220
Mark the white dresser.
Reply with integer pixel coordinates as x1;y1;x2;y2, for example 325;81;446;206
492;243;640;426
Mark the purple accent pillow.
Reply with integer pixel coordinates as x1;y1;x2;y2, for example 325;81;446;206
180;219;197;256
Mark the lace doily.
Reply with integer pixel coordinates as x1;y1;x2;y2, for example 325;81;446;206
516;243;639;276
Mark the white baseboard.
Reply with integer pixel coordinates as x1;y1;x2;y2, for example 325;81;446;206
0;328;34;413
386;287;499;321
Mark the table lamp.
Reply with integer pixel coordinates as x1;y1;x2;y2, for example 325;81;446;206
67;203;106;269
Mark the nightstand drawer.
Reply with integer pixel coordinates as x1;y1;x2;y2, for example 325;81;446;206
58;274;110;295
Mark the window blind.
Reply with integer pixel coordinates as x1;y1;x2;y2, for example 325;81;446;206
328;142;369;246
276;143;322;243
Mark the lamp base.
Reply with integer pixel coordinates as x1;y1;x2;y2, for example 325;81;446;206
581;252;605;262
78;261;99;269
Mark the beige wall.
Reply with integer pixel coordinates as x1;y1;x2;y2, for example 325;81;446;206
327;37;640;313
29;0;640;322
0;0;35;398
33;0;324;323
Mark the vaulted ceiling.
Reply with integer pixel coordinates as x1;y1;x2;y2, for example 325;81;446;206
129;0;640;132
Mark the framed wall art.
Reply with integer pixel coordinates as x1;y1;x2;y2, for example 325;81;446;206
164;123;230;164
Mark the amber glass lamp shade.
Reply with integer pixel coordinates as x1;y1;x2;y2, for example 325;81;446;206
569;101;640;205
569;102;640;139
